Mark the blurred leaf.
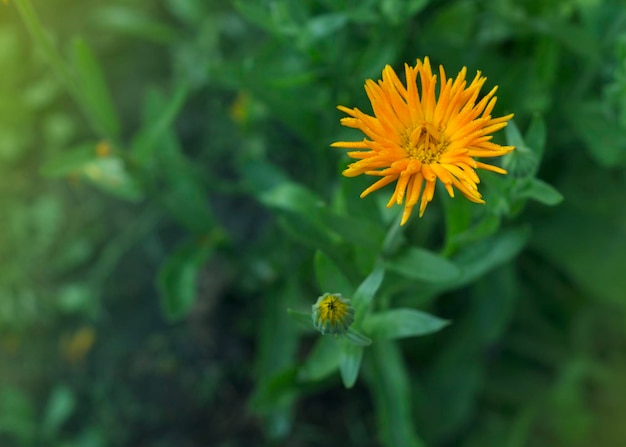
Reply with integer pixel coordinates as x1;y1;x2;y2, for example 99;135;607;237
298;336;340;382
95;6;181;44
533;207;626;305
160;169;215;233
158;239;213;320
41;142;143;201
386;247;460;283
258;182;325;217
0;388;36;443
299;13;348;46
163;0;208;25
344;328;372;346
339;341;364;388
364;308;449;340
40;142;99;177
569;101;626;168
287;309;313;330
132;81;189;162
254;180;359;280
449;226;531;290
504;120;540;178
72;38;120;138
351;264;385;320
367;341;425;447
253;282;301;437
515;178;563;206
42;385;76;439
314;250;354;295
56;284;94;314
380;0;429;24
450;214;501;248
318;209;386;251
249;367;299;414
528;17;600;64
524;115;546;166
233;1;293;35
240;159;289;192
82;156;143;202
134;87;215;232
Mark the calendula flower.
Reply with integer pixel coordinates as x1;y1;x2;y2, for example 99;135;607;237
312;293;355;335
332;57;514;225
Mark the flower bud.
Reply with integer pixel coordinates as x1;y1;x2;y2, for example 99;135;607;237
312;293;355;335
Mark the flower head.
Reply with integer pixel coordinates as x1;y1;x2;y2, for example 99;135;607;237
332;57;514;225
312;293;355;335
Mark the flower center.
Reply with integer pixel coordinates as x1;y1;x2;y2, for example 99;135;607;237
404;122;447;164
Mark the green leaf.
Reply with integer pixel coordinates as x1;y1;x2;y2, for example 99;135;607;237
298;336;340;382
363;308;450;340
72;38;120;138
503;120;539;178
240;160;289;192
258;182;325;218
367;342;426;447
450;214;501;248
160;169;215;233
39;142;97;177
450;226;530;289
318;209;386;251
300;13;348;45
286;309;313;330
339;341;364;388
568;101;626;168
314;250;354;296
505;119;525;150
386;247;460;283
255;181;356;280
132;82;189;162
249;367;299;414
516;178;563;206
351;265;385;320
532;207;626;305
0;389;36;443
96;6;181;44
157;239;213;321
344;328;373;346
82;156;143;202
42;386;75;438
524;114;546;166
41;143;143;201
233;1;275;34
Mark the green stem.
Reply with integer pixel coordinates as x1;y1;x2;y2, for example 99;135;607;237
13;0;106;137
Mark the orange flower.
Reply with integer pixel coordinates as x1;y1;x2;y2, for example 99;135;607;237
332;57;514;225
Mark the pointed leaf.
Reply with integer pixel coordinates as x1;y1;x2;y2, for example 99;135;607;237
386;247;460;283
298;336;340;382
516;178;563;206
364;309;450;340
286;309;313;330
339;341;364;388
367;342;426;447
352;265;385;319
345;328;372;346
42;386;75;438
314;250;354;295
158;239;213;321
72;38;120;138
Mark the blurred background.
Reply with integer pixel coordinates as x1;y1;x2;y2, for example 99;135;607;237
1;0;626;446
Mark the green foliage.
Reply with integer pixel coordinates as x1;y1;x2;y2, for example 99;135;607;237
3;0;626;446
